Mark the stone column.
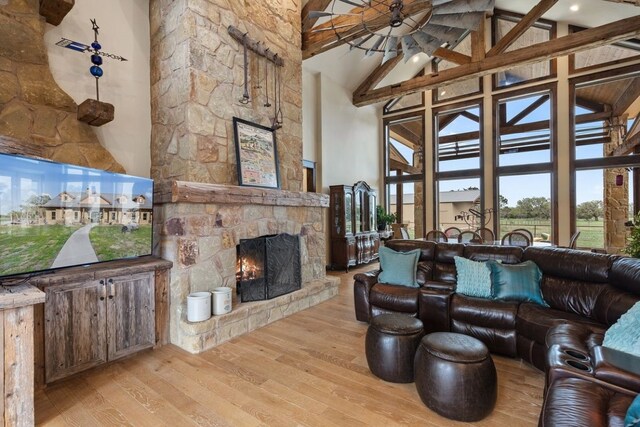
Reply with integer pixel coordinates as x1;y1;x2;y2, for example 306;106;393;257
149;0;303;191
604;116;629;254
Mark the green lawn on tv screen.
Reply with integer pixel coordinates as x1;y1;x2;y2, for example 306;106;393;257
89;224;152;261
0;225;81;276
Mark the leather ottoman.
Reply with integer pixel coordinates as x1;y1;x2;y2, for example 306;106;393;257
365;314;424;383
414;332;497;421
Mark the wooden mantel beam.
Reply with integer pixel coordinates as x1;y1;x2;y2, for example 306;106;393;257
353;15;640;107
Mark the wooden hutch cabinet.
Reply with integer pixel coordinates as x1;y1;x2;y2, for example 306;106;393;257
330;181;380;271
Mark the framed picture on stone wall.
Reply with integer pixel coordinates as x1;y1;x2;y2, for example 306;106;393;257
233;117;280;189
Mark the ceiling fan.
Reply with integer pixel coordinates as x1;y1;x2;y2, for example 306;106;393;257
308;0;495;64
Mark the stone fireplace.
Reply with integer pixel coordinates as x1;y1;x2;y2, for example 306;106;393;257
153;182;338;353
236;233;301;302
148;1;336;354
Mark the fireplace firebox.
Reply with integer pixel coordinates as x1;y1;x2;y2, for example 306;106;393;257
236;233;301;302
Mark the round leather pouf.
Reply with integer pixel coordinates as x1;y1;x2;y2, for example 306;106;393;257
414;332;497;421
365;314;424;383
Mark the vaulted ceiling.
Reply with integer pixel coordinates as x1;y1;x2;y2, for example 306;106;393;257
302;0;640;107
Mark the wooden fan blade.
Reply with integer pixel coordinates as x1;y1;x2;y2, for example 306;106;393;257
430;12;485;30
433;0;494;14
382;36;398;64
413;31;443;56
419;23;466;45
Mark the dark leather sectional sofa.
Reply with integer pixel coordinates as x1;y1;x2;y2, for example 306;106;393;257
353;239;640;426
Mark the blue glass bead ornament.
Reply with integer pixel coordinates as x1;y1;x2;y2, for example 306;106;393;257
90;65;103;77
54;19;127;104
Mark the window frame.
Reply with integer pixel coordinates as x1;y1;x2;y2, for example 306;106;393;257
432;99;485;230
491;9;557;91
492;82;558;243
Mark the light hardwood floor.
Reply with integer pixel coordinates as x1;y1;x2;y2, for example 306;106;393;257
35;264;545;426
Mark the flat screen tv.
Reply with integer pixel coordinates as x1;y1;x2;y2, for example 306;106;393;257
0;153;153;279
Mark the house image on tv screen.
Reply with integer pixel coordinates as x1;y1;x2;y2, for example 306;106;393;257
42;188;153;226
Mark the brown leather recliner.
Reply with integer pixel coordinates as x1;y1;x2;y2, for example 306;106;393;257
353;240;640;426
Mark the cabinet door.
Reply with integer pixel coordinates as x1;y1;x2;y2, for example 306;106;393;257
106;272;155;361
44;279;107;383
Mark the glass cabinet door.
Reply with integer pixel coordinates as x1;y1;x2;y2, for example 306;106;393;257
369;194;376;231
354;193;362;233
345;193;353;235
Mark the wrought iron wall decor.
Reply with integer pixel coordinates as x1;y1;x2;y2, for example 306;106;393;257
227;26;285;130
55;19;127;102
455;207;493;228
55;19;127;126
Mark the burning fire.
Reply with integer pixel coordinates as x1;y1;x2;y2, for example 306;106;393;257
237;257;261;281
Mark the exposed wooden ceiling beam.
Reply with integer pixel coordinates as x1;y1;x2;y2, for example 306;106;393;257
575;96;606;113
487;0;559;57
390;129;420;150
352;13;433;96
433;48;472;65
471;15;486;61
613;129;640;156
603;0;640;5
613;78;640;116
302;0;333;33
302;0;430;59
505;94;550;126
353;15;640;107
389;158;422;175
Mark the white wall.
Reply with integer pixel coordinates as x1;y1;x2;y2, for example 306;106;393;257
45;1;151;178
303;73;381;195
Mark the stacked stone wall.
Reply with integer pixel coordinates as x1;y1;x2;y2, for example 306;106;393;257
150;0;303;191
154;199;327;350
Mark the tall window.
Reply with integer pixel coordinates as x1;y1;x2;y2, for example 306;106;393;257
434;102;483;231
384;113;424;238
495;85;555;241
572;68;640;251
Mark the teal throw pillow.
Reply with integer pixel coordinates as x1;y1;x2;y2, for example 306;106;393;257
454;256;492;299
626;393;640;427
603;301;640;357
487;260;548;306
378;246;421;288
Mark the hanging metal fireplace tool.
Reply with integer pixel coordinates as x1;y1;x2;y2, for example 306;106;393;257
227;26;285;129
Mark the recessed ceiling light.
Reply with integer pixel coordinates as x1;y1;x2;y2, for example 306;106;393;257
570;4;579;12
440;90;447;96
412;55;420;63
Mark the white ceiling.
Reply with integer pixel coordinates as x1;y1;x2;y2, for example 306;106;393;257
302;0;640;96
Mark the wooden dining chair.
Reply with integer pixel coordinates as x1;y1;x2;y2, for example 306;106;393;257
458;230;482;244
475;228;495;243
444;226;461;239
400;227;411;240
569;231;581;249
426;230;447;242
513;228;534;243
501;231;531;247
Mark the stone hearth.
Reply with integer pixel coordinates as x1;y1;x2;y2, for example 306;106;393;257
154;181;338;353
